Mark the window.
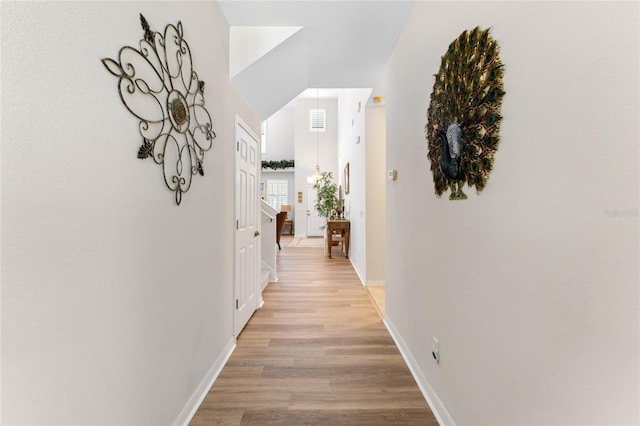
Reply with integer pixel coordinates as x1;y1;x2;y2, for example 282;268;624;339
266;180;288;211
309;109;326;132
261;121;267;154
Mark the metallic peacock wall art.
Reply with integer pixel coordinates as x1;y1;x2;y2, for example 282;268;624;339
426;27;505;200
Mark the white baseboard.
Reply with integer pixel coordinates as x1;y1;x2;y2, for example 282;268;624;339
350;259;366;286
261;261;277;283
350;263;385;288
173;337;236;426
383;317;455;426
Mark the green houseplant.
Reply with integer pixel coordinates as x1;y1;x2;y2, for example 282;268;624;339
313;171;338;221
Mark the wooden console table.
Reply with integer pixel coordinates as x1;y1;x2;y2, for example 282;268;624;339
326;220;350;259
283;219;294;235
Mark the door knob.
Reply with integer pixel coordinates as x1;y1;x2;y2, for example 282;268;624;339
254;230;260;237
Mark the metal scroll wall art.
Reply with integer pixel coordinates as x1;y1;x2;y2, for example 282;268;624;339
102;14;216;205
426;27;505;200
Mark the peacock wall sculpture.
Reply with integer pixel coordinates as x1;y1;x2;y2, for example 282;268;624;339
426;27;505;200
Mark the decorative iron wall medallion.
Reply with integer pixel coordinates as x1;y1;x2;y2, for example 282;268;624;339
102;14;216;205
426;27;505;200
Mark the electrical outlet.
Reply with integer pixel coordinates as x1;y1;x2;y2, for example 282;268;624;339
431;337;440;363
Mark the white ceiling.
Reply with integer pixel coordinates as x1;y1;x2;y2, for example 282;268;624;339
218;0;414;120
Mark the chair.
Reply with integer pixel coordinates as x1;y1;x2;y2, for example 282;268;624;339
280;204;294;235
275;211;287;250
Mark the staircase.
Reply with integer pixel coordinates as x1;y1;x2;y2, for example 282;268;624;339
260;199;279;287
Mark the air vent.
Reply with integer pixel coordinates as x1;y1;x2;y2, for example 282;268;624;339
310;109;326;132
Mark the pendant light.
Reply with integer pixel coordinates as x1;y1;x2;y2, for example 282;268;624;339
314;87;321;181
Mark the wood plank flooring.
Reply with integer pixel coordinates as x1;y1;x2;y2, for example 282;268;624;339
190;240;437;425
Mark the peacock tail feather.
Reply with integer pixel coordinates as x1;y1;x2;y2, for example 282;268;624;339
426;27;505;197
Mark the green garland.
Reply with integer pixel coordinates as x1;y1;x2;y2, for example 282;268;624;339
262;160;294;170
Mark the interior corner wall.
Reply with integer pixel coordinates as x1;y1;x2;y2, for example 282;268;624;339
380;2;639;424
1;2;259;425
364;106;386;285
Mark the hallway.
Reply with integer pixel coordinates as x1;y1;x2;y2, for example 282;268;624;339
190;239;437;425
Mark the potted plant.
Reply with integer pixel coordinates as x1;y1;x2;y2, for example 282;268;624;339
313;171;338;224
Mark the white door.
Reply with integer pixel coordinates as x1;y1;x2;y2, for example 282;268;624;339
235;117;260;337
306;185;325;237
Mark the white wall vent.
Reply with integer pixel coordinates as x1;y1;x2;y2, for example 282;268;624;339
309;109;326;132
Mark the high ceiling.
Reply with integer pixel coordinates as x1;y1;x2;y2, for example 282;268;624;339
218;1;413;120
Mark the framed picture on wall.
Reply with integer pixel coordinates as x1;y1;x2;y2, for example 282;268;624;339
344;163;350;195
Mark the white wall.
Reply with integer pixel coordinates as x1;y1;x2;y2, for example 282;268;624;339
261;104;295;223
294;97;338;236
365;106;386;285
262;103;295;162
229;26;302;78
1;2;259;424
337;89;371;281
380;2;639;424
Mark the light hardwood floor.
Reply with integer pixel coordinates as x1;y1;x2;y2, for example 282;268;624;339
190;239;437;425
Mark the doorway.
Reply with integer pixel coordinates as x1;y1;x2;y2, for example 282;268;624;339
234;116;261;337
305;185;324;237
